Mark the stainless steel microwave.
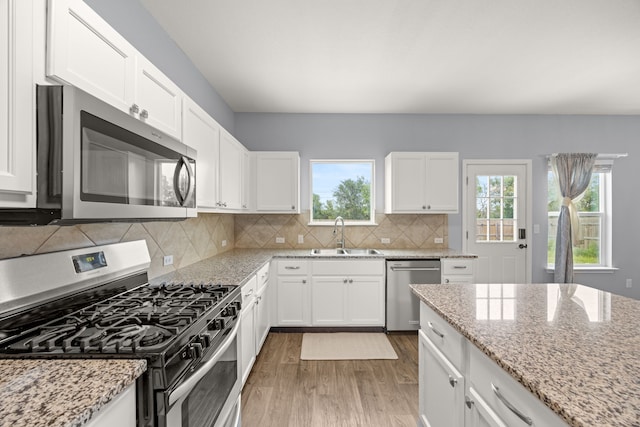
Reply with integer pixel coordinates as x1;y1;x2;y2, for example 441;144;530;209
1;85;197;225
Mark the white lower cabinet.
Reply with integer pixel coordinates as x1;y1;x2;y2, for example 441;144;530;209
467;344;566;427
254;263;271;353
418;330;465;427
465;387;507;427
85;384;136;427
275;259;384;327
275;260;311;326
310;259;385;327
418;301;567;427
240;262;272;386
240;275;257;385
442;258;475;285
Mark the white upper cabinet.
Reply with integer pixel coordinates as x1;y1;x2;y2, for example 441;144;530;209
182;97;220;209
182;98;248;212
0;0;35;206
47;0;182;139
385;152;459;214
133;55;182;139
251;151;300;213
219;130;247;210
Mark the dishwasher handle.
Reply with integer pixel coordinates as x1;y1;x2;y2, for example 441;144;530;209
389;266;441;272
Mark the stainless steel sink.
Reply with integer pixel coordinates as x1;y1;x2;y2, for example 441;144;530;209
310;248;382;256
310;248;348;255
343;248;382;255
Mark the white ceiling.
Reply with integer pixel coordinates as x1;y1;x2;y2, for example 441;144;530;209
140;0;640;115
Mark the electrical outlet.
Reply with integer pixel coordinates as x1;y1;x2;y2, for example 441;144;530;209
298;234;304;244
221;240;227;247
434;237;444;244
381;237;391;244
275;237;285;244
163;255;173;266
626;279;633;288
533;224;540;234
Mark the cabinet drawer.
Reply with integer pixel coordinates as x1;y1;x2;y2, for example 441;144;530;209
256;262;270;289
241;275;257;306
277;260;309;275
469;345;567;427
419;303;465;370
442;258;474;275
311;259;385;276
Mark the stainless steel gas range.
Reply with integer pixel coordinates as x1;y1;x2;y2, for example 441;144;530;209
0;240;241;427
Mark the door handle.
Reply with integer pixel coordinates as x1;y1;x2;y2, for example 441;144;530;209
518;244;528;249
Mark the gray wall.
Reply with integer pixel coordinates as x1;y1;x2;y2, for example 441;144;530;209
236;113;639;298
84;0;235;132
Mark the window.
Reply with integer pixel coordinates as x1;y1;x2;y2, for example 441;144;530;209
310;160;374;224
547;161;612;268
475;175;518;242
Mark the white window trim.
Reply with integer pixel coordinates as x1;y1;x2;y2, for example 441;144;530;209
547;161;613;270
308;159;376;226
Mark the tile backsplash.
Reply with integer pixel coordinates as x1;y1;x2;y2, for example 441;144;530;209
235;211;448;250
0;213;234;279
0;211;447;278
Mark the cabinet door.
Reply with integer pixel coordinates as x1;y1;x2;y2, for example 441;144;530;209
47;0;135;112
85;384;136;427
276;276;310;326
240;300;256;386
0;0;35;201
311;277;347;326
419;329;465;427
255;152;299;212
254;283;270;354
182;97;220;209
134;55;182;139
385;153;426;212
465;387;508;427
347;276;384;325
425;152;459;213
219;131;246;210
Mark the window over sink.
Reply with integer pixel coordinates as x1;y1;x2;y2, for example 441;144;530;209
309;160;375;225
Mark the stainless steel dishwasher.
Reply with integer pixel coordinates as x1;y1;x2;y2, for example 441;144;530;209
386;259;441;331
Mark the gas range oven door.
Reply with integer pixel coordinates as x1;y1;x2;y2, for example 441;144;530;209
158;320;241;427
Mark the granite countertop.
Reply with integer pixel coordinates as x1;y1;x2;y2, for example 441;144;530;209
0;359;146;427
411;283;640;427
151;247;475;286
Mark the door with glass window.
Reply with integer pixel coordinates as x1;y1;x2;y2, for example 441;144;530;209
464;162;530;283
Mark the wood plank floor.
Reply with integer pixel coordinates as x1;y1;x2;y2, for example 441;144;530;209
241;332;419;427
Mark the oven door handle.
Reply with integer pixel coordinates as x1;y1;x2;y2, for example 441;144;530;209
168;319;240;406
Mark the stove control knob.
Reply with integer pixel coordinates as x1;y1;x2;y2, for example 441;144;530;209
200;333;212;347
191;343;203;359
209;318;225;330
223;305;237;317
180;347;192;360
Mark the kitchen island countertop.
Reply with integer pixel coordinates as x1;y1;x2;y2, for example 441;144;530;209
0;358;146;427
411;282;640;427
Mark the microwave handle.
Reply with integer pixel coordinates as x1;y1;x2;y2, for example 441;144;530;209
173;156;195;207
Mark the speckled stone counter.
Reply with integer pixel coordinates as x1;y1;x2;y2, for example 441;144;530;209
0;359;146;427
151;247;475;286
411;283;640;427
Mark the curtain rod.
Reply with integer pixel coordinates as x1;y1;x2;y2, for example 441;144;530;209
545;153;628;160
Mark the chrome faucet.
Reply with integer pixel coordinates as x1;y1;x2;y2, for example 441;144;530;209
333;216;345;249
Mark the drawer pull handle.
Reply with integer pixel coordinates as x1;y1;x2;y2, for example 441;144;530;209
452;265;467;269
244;289;254;297
491;383;533;426
427;322;444;338
284;266;300;270
448;375;457;387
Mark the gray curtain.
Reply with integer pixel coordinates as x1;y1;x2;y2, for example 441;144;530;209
552;153;597;284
